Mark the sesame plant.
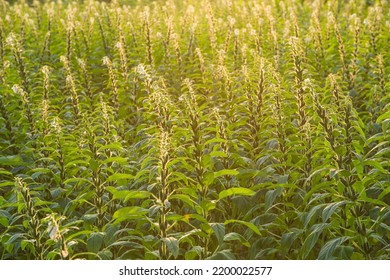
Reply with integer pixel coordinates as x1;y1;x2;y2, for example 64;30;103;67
0;0;389;260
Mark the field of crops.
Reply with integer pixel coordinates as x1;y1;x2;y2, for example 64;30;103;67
0;0;389;260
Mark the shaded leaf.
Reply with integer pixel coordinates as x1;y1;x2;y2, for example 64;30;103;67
318;236;350;260
210;223;225;247
162;237;179;258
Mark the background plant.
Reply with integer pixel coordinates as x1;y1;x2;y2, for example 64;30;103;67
0;0;388;260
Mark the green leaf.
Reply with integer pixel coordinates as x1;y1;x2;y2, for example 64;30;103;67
210;223;225;247
103;157;128;165
162;237;179;258
199;200;216;212
302;204;326;228
0;216;8;227
0;181;15;188
169;194;195;208
281;230;303;253
370;234;387;246
187;214;209;224
113;207;148;222
202;172;214;186
89;158;99;172
318;236;350;260
63;177;91;186
206;249;235;260
185;246;203;260
214;169;239;178
210;151;228;157
302;223;329;259
20;239;35;251
103;224;120;247
322;201;348;223
5;233;25;245
65;230;93;242
106;187;130;200
219;187;255;200
335;245;354;259
98;249;113;260
264;187;282;211
0;169;13;176
223;232;250;247
124;191;151;201
0;155;24;166
87;232;104;253
99;142;123;152
107;173;134;182
224;219;261;236
204;138;227;145
65;160;90;168
376;110;390;123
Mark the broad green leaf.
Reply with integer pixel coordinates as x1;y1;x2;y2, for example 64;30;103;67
302;204;326;228
20;239;35;251
107;173;134;182
377;110;390;123
169;194;195;208
335;245;354;259
167;214;186;222
124;191;151;201
65;160;90;168
281;231;301;253
106;187;130;200
5;233;25;245
168;171;190;186
103;157;128;165
214;169;239;178
162;237;179;258
210;151;228;157
322;201;348;223
199;200;216;212
187;214;209;224
98;249;113;260
99;142;123;151
0;169;13;176
264;187;282;211
318;236;350;260
185;246;203;260
372;234;387;247
63;177;91;186
89;158;99;172
0;216;8;227
302;223;329;259
202;172;214;186
223;232;250;247
87;232;104;253
65;230;93;242
113;207;148;222
0;181;15;188
0;156;24;166
206;249;235;260
103;224;120;247
204;138;227;145
224;219;261;236
210;223;225;247
219;187;255;200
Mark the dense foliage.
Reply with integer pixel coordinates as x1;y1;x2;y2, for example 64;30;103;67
0;0;389;260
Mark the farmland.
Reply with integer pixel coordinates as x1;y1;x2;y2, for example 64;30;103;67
0;0;389;260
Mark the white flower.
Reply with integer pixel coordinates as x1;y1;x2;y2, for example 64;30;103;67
136;64;146;76
12;84;20;94
102;56;111;66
